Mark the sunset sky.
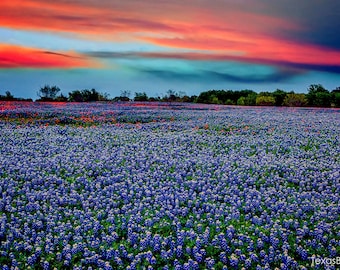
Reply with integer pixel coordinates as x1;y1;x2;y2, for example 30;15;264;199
1;0;340;98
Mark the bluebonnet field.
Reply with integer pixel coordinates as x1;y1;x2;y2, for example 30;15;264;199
0;101;339;269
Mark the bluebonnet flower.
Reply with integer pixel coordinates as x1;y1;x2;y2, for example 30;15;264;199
234;248;241;256
1;103;339;269
245;258;252;268
41;260;50;270
205;257;215;269
150;255;157;265
247;241;255;252
139;238;148;251
160;249;168;260
194;252;203;263
219;251;228;264
257;239;264;249
220;238;230;253
146;250;153;263
182;262;190;270
280;262;289;270
177;235;184;246
104;262;113;270
176;245;183;258
115;256;123;266
250;252;259;262
229;254;238;267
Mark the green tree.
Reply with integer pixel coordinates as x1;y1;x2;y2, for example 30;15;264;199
0;91;15;101
98;91;110;101
210;95;221;104
306;84;331;107
237;93;257;106
255;92;275;106
37;85;60;101
189;95;198;103
55;93;68;102
283;93;308;107
196;90;213;103
120;90;131;100
224;99;234;105
68;88;108;102
165;89;178;102
180;95;191;103
134;92;148;101
237;96;246;105
272;89;287;106
315;92;331;107
5;91;14;100
81;89;92;101
331;87;340;107
68;90;83;102
244;92;257;106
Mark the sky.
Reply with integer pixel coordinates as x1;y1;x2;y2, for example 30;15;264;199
1;0;340;99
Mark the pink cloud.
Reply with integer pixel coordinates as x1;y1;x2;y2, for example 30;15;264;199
0;44;95;68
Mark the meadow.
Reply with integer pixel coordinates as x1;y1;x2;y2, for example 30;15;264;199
0;101;339;269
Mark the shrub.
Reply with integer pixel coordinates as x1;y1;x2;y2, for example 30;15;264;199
283;93;308;107
256;95;275;106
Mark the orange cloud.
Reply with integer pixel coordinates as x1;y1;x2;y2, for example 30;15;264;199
143;33;340;67
0;0;297;39
0;44;94;68
0;0;108;35
0;0;180;39
1;0;338;70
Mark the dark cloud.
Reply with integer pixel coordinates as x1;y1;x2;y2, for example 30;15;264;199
205;69;299;84
135;68;200;81
84;51;340;74
131;65;299;84
85;51;139;59
257;0;340;50
281;62;340;74
43;51;78;58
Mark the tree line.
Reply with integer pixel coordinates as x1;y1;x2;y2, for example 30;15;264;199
1;84;340;107
0;91;33;102
196;85;340;107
